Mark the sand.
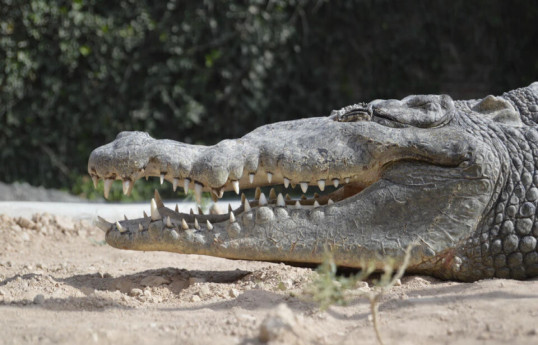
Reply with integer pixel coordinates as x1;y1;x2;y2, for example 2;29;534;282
1;212;538;345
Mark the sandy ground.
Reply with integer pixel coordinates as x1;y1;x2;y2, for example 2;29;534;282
1;212;538;345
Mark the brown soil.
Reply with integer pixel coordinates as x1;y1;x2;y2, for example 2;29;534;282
1;213;538;345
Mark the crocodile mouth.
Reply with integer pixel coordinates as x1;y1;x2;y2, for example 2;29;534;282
92;165;375;234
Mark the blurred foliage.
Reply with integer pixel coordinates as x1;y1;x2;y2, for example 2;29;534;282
1;0;537;194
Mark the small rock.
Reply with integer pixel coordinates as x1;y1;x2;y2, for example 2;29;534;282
143;289;152;298
21;232;30;242
129;288;144;297
259;304;297;343
33;294;45;305
198;285;211;297
55;216;75;231
16;217;36;230
190;295;201;302
35;263;46;270
394;279;402;286
229;288;240;298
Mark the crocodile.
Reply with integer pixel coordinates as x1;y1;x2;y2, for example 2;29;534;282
88;83;538;281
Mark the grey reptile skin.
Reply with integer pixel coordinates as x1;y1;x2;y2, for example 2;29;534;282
88;82;538;281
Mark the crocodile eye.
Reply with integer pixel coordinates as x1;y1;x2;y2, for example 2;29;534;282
372;94;454;128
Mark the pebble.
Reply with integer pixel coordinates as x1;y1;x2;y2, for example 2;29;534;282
198;285;211;297
229;288;240;298
129;288;143;297
33;294;45;305
259;303;297;342
16;217;36;230
190;295;201;302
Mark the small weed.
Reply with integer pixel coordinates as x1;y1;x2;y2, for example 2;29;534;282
305;245;413;345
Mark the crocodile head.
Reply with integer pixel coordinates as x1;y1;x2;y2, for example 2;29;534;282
88;83;538;281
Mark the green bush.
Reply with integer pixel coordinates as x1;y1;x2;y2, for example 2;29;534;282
1;0;537;193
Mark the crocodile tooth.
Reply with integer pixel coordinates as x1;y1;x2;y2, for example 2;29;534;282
104;179;113;199
211;189;219;198
295;201;301;209
269;188;277;201
181;219;189;230
184;178;190;193
267;172;273;183
314;193;320;199
194;182;203;203
206;220;213;230
121;180;130;196
300;182;308;193
285;194;291;201
317;180;325;191
166;216;172;228
194;218;200;230
143;211;148;218
255;187;261;200
150;198;162;220
313;200;320;207
96;216;112;232
160;173;165;185
276;193;285;206
301;195;307;200
333;178;340;188
328;199;334;205
228;204;233;213
154;190;164;207
145;175;149;181
138;223;143;231
198;207;204;215
249;173;255;184
232;180;240;195
259;192;268;206
173;178;179;192
244;199;251;211
124;215;128;220
229;211;236;223
284;178;290;188
116;221;126;233
344;177;350;184
190;208;194;215
92;176;99;189
175;204;179;213
241;193;246;204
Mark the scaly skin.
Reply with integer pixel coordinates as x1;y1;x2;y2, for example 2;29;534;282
88;82;538;281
